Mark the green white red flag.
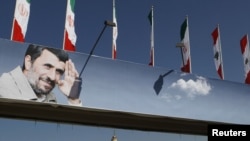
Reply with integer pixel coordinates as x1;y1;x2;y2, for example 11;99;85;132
211;25;224;80
240;34;250;84
11;0;31;42
179;17;191;73
112;0;118;59
148;6;154;67
63;0;77;51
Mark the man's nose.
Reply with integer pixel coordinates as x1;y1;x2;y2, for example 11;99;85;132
47;69;56;80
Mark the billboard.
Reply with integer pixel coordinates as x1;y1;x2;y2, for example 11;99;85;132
0;38;250;125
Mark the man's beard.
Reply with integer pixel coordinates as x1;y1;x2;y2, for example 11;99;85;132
26;67;55;95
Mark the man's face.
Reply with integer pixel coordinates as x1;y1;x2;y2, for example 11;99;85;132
26;49;65;95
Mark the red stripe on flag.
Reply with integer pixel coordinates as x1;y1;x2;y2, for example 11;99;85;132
245;71;250;84
148;48;154;66
217;64;223;80
211;27;218;45
12;19;25;42
181;58;190;73
240;35;247;54
64;31;76;51
112;45;117;59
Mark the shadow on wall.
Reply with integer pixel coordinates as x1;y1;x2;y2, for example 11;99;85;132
153;69;174;95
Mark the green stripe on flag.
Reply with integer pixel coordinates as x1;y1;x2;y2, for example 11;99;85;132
180;19;187;40
70;0;75;11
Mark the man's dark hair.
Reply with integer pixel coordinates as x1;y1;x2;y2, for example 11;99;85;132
22;44;69;70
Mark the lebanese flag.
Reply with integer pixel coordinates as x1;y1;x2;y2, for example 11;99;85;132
180;17;191;73
211;26;224;80
240;34;250;84
63;0;77;51
112;0;118;59
148;6;154;66
11;0;31;42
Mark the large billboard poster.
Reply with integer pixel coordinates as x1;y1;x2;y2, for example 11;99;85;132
0;38;250;125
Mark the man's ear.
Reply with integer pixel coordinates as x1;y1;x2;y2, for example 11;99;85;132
24;55;32;70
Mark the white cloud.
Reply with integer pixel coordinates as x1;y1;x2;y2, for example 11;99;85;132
170;76;211;98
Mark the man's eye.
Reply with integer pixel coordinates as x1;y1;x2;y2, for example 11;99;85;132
44;64;53;69
56;70;64;76
43;66;50;70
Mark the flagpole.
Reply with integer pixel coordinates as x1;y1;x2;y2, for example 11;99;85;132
151;5;155;66
186;16;191;73
247;34;250;66
245;34;250;83
112;0;117;59
148;5;154;67
10;17;15;40
62;29;66;50
112;0;114;59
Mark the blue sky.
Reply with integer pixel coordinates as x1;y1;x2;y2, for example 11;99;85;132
1;0;250;140
1;0;250;84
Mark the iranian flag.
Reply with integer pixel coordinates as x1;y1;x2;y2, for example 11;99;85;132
11;0;31;42
112;0;118;59
148;6;154;67
240;34;250;84
63;0;77;51
211;26;224;80
179;17;191;73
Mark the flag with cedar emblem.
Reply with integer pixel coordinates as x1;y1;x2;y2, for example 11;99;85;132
211;26;224;80
240;34;250;84
11;0;31;42
63;0;77;51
